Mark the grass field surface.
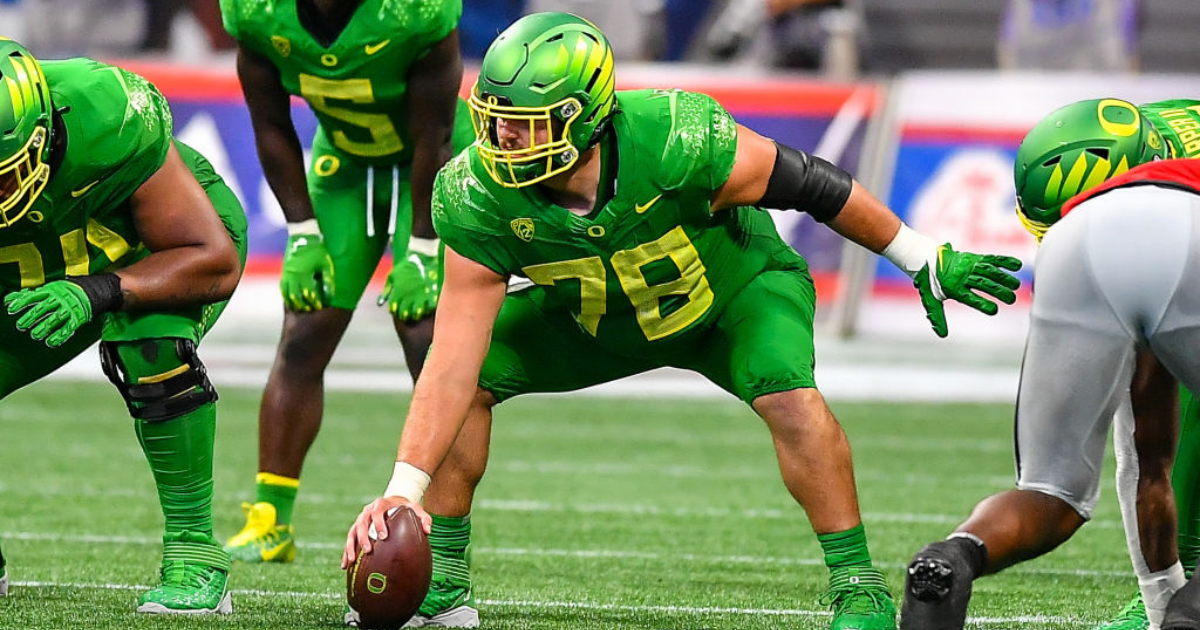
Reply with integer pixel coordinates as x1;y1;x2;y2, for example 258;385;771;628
0;381;1134;629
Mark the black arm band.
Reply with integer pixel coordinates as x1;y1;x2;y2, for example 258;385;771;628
758;141;853;223
67;273;124;314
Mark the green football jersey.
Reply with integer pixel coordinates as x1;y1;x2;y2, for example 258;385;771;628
1142;100;1200;159
434;89;808;356
0;58;231;293
220;0;462;166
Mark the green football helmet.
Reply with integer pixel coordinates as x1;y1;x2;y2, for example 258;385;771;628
0;37;52;229
1014;98;1168;240
469;12;616;188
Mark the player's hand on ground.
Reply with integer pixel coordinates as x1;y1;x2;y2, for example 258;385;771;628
342;496;432;568
913;243;1022;338
280;233;335;311
378;248;439;322
5;280;93;347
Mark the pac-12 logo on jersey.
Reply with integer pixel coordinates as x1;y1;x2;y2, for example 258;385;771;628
271;36;291;57
511;218;535;242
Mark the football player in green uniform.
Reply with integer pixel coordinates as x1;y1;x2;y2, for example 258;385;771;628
219;0;475;563
1010;98;1200;630
341;12;1023;630
0;38;247;613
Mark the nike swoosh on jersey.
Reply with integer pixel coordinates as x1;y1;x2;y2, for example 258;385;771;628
365;40;391;55
70;181;99;198
635;194;663;214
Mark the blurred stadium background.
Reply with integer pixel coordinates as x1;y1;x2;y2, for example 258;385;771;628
4;0;1200;627
9;0;1199;402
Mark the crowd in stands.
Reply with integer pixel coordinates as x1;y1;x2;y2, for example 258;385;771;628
0;0;1163;76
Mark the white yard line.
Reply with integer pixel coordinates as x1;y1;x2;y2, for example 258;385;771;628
10;579;1085;625
0;480;1127;529
0;531;1130;579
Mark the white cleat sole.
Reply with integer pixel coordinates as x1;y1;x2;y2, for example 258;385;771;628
136;591;232;615
0;569;8;596
402;605;480;628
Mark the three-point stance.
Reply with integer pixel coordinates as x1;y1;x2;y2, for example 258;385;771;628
344;13;1022;630
0;39;247;613
902;100;1200;630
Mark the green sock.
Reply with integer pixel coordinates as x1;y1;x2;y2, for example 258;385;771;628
255;473;299;525
420;514;473;615
818;523;873;570
1174;386;1200;573
134;402;217;541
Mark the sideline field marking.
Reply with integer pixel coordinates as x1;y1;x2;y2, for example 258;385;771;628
9;579;1084;625
0;531;1131;579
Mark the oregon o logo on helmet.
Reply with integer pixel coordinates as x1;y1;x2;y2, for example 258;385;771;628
367;572;387;594
1097;99;1141;138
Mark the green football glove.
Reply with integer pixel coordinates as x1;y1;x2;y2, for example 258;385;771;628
913;243;1023;338
5;280;94;347
280;232;335;312
378;241;441;322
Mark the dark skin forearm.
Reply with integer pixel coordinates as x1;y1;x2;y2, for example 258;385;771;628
117;142;241;309
403;30;464;240
236;45;314;223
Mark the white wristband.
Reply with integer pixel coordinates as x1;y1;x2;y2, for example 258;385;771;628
286;219;321;237
408;236;440;257
881;223;939;279
384;461;432;504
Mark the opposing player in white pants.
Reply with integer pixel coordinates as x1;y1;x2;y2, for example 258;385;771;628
901;156;1200;630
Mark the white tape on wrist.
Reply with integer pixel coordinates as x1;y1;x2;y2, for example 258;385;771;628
408;236;440;258
384;461;432;504
286;219;321;237
881;223;939;279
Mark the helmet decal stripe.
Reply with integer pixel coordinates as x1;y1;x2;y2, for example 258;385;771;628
19;56;47;111
9;59;33;112
5;77;22;121
1044;164;1064;206
1080;158;1112;191
568;36;590;78
552;43;570;77
1060;153;1091;203
583;38;605;80
1113;155;1131;177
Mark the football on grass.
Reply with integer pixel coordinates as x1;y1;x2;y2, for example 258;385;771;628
346;506;433;629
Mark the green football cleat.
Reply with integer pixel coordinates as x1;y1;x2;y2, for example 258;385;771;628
404;580;479;628
225;502;296;563
1093;592;1149;630
137;534;232;615
821;566;897;630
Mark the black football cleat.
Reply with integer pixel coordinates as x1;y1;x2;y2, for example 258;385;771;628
1163;575;1200;630
900;541;975;630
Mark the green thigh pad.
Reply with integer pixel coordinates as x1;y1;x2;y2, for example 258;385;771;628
671;269;818;404
308;131;413;310
103;176;247;344
479;288;660;402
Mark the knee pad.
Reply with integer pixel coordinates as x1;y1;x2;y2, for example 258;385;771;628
99;339;218;422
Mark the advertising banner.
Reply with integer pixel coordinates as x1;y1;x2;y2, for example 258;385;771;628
860;71;1200;338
